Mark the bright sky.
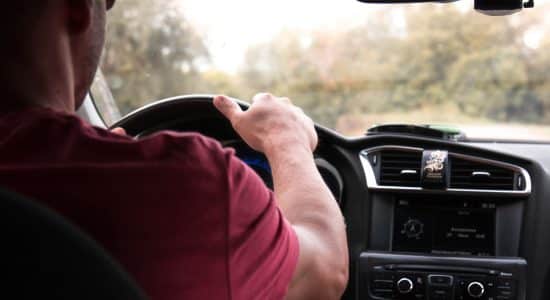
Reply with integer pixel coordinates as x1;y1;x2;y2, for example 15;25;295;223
178;0;548;73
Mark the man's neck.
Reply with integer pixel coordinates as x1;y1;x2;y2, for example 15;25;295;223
0;87;75;114
0;32;77;114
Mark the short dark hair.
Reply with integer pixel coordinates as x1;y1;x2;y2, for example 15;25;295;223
3;2;48;30
0;2;51;61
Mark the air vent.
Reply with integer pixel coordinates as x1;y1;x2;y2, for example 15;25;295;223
379;150;422;187
450;156;515;190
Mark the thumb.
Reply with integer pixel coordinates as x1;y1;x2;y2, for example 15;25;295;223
111;127;127;136
214;95;243;123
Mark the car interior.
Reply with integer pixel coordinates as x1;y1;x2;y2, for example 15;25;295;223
6;0;550;299
101;93;546;300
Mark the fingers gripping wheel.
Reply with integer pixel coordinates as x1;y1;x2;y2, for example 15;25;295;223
110;94;343;206
110;95;250;138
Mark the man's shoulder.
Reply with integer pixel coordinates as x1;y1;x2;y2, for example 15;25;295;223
83;125;230;168
1;107;231;170
128;130;229;165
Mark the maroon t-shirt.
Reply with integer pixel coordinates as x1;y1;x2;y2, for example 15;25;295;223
0;107;299;300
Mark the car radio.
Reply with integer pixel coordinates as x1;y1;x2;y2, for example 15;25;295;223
358;252;527;300
392;199;496;256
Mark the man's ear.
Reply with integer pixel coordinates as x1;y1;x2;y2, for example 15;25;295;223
65;0;93;35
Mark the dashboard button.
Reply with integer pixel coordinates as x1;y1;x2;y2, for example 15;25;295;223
497;278;514;288
397;277;414;294
430;287;452;300
467;281;485;298
496;278;516;298
372;279;394;290
371;288;393;299
428;274;453;286
371;271;394;281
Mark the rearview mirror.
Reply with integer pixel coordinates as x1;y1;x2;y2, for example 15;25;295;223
357;0;535;15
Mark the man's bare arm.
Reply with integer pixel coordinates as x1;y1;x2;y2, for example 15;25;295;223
214;94;348;299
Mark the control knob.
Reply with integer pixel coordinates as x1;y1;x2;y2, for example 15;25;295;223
397;277;414;294
467;281;485;298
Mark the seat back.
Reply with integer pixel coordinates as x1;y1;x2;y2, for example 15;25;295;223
0;189;147;299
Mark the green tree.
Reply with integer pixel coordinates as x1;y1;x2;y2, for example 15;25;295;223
101;0;210;114
240;4;550;128
101;1;550;131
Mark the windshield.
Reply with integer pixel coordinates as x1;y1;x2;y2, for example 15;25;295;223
97;0;550;141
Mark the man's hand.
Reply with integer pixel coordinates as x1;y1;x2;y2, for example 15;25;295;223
213;94;317;157
110;127;126;136
215;94;349;300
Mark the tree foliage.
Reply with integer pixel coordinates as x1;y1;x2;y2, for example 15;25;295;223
102;0;209;114
101;1;550;132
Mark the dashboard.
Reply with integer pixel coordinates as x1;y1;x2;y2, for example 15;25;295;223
116;97;550;300
220;127;547;300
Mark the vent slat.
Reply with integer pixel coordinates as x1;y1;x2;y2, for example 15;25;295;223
380;162;421;166
379;150;422;187
379;166;418;170
450;156;515;190
451;176;513;181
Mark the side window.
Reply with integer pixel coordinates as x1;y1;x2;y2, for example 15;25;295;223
91;69;122;126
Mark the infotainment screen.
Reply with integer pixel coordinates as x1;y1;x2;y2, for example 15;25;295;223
392;199;496;256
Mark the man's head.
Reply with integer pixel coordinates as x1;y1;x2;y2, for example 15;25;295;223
1;0;115;112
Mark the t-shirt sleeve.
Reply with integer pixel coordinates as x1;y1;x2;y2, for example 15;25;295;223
223;147;299;300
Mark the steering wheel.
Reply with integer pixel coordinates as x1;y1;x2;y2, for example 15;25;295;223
110;94;249;138
111;94;344;204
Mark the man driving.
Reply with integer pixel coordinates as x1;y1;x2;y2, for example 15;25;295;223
0;1;348;299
